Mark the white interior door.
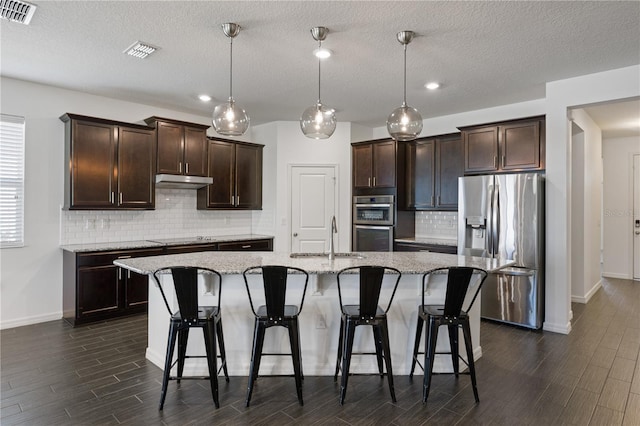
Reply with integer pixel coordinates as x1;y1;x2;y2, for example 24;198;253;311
634;155;640;280
290;165;336;253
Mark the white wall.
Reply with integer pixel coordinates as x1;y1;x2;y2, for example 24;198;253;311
0;77;258;329
569;109;603;303
252;121;352;253
545;65;640;334
603;136;640;279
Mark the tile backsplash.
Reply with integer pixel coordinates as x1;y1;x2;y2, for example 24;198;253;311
60;188;260;245
415;211;458;240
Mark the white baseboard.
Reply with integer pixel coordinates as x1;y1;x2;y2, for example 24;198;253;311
571;279;602;304
602;272;632;280
543;320;571;335
0;311;62;330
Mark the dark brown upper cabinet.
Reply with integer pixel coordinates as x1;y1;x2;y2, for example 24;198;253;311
460;116;545;174
405;134;463;211
197;138;263;210
60;114;155;210
352;139;396;189
144;117;209;177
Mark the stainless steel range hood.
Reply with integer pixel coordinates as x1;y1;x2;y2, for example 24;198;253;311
155;174;213;189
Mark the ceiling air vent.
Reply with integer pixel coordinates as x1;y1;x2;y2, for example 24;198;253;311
1;0;37;25
123;41;157;59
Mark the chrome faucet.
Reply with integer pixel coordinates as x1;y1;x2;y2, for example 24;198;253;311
328;215;338;260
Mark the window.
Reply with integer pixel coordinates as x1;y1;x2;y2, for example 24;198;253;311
0;114;25;248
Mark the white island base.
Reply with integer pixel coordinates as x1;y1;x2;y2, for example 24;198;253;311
115;251;511;377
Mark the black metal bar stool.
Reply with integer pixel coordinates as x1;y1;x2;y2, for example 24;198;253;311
409;267;488;403
333;265;402;405
152;267;229;410
242;265;309;407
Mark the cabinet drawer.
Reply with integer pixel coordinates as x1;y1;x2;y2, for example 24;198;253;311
394;242;457;254
165;244;218;255
76;248;165;267
217;239;272;251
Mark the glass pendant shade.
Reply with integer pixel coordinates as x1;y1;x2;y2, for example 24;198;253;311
387;104;423;141
213;23;249;136
300;102;336;139
212;97;249;136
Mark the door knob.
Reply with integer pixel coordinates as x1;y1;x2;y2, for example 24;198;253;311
636;231;640;235
293;233;298;237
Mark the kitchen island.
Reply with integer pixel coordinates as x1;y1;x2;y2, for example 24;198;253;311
115;251;511;376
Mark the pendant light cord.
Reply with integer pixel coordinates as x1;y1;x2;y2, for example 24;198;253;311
229;37;233;100
402;42;407;107
317;40;322;104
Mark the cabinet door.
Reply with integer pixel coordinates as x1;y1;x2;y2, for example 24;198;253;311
77;265;120;318
435;136;463;209
500;120;541;170
124;270;148;311
464;127;499;173
235;144;263;209
406;140;435;209
205;139;235;208
118;127;155;209
372;140;396;187
183;127;208;177
353;144;373;188
71;120;117;208
156;121;183;175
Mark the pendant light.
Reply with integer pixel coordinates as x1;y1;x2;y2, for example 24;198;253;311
212;23;249;136
300;26;336;139
386;30;423;141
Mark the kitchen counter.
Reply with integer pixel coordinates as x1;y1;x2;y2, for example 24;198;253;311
116;251;511;377
60;234;273;252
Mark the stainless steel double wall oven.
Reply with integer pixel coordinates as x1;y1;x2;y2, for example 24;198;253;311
352;195;395;251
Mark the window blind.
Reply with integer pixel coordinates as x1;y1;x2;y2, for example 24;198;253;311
0;114;25;248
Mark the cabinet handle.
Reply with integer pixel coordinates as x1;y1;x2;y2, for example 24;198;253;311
119;192;123;205
501;156;505;169
118;267;122;280
437;195;441;206
236;195;240;205
231;195;234;205
431;195;435;207
185;162;189;174
368;177;371;187
242;245;251;249
179;162;182;173
494;156;497;169
127;270;131;279
110;192;115;204
373;176;376;187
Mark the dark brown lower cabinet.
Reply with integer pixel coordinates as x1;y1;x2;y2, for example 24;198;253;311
394;241;457;254
217;239;273;251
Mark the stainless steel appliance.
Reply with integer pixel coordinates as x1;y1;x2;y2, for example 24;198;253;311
458;173;544;329
353;195;394;251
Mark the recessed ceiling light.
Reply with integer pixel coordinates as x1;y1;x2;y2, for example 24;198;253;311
123;41;158;59
425;82;440;90
313;48;332;59
198;94;212;102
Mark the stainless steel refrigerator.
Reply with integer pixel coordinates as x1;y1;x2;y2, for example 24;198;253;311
457;173;544;329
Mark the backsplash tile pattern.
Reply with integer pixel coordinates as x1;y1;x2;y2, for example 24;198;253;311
415;211;458;239
60;189;255;245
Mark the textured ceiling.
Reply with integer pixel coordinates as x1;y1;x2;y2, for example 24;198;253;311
1;1;639;130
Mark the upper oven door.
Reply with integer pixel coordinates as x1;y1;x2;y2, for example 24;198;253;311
353;198;394;225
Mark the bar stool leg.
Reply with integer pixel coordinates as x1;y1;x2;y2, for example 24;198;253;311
203;321;220;408
334;317;345;382
423;319;439;403
448;324;460;377
246;320;266;407
372;325;384;377
294;317;304;380
379;319;396;402
462;320;479;403
339;319;356;405
216;317;230;382
410;314;424;378
160;322;179;410
176;328;189;384
288;320;304;406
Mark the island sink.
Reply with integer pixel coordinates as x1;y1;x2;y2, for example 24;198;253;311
289;252;365;259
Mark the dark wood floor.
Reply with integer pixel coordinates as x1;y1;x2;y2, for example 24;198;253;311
2;277;639;425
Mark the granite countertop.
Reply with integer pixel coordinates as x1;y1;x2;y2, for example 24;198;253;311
60;234;274;253
394;237;457;247
114;251;512;276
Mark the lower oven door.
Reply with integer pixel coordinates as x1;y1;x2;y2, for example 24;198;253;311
353;225;393;252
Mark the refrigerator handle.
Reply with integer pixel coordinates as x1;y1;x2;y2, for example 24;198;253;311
492;182;499;256
486;183;494;255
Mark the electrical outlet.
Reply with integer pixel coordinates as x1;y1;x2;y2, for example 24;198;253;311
84;218;96;230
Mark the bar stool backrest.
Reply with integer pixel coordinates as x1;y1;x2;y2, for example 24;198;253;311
337;266;402;318
243;265;309;318
152;267;223;322
422;267;488;317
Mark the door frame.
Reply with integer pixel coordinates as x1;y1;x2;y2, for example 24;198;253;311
288;164;340;253
634;154;640;280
